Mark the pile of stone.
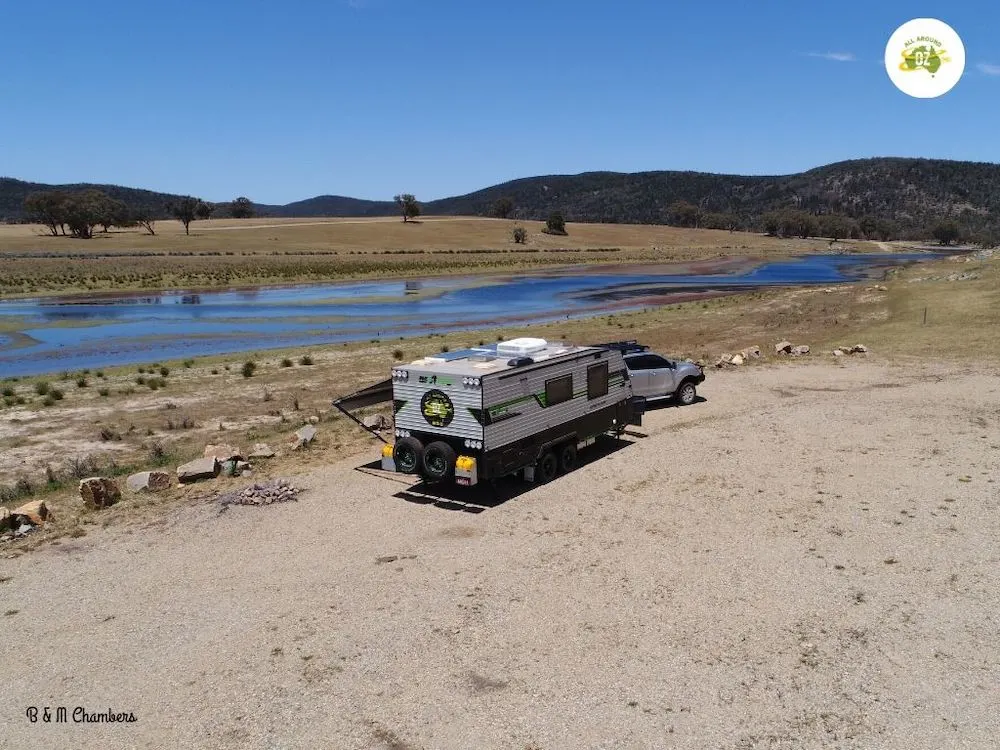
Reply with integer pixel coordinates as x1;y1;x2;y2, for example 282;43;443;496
217;479;301;508
714;345;762;368
832;344;869;357
0;500;51;542
775;341;810;356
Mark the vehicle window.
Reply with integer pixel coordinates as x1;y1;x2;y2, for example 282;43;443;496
648;355;671;368
625;355;654;370
587;362;609;399
544;374;573;406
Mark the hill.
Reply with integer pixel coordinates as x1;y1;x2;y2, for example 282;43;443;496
4;157;1000;235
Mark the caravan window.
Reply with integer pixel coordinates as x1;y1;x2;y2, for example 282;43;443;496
544;374;573;406
587;362;609;399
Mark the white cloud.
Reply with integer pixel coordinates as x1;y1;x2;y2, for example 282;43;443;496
976;62;1000;76
808;52;857;62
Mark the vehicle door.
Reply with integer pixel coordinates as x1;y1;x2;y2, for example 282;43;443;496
624;355;654;396
645;355;677;397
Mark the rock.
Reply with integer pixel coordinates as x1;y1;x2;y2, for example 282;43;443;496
775;340;793;355
876;285;888;291
241;469;253;478
308;415;320;425
203;444;243;461
126;471;171;494
12;500;50;526
744;345;762;359
790;345;810;356
177;457;220;484
236;461;251;471
850;344;868;354
714;354;732;368
79;477;122;509
833;349;844;357
290;425;317;450
13;524;34;538
249;443;275;459
730;354;745;366
0;507;12;532
362;414;389;430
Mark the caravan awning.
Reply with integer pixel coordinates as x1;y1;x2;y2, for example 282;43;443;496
332;378;393;411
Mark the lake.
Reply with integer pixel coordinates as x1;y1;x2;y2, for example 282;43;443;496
0;253;941;377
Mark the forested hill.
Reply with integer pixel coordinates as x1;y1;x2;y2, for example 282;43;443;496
4;158;1000;235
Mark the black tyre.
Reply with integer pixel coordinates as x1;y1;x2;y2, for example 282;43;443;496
535;450;558;484
393;436;424;475
422;441;457;481
558;442;578;474
676;380;697;406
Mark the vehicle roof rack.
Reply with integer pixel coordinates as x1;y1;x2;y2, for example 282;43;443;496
588;340;650;354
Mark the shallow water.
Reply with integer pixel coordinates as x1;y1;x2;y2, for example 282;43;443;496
0;253;939;376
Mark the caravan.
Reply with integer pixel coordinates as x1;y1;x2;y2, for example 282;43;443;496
335;338;644;487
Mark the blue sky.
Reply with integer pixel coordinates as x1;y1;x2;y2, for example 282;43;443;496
1;0;998;203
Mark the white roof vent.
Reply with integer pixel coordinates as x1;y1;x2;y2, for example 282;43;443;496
497;338;548;357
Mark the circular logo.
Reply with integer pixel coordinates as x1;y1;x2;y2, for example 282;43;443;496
885;18;965;98
420;389;454;428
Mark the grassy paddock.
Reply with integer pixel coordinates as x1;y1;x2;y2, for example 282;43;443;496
0;217;874;296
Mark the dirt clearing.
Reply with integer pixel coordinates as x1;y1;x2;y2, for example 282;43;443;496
1;359;998;749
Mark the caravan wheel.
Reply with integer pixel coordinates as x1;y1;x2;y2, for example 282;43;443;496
422;441;457;481
558;443;578;473
393;437;424;474
536;451;558;484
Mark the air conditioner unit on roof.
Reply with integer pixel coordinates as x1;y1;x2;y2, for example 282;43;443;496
496;338;548;357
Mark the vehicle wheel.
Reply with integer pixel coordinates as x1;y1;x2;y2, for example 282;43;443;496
676;381;697;406
393;437;424;474
422;441;457;481
535;451;558;484
558;442;578;474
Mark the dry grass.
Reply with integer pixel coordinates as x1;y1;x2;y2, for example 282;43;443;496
2;251;995;548
0;217;873;296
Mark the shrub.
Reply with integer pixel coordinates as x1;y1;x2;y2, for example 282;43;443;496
66;455;100;479
0;387;14;398
99;426;121;442
280;358;293;368
393;349;404;360
512;226;528;244
441;345;450;353
211;369;219;375
138;367;146;374
147;441;168;465
34;381;50;396
242;360;257;378
50;388;64;401
59;371;71;381
96;370;105;378
42;395;55;407
136;375;146;385
543;212;567;236
98;388;110;397
147;378;162;391
76;377;89;388
299;355;314;366
263;388;273;402
159;366;169;377
182;359;194;368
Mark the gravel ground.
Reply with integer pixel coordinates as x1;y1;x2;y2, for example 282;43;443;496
2;359;998;750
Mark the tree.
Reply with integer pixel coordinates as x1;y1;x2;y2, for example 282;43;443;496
544;212;567;235
932;221;961;245
875;219;898;242
512;226;527;244
132;208;157;236
818;214;853;242
60;190;114;239
493;197;514;219
667;200;700;228
394;193;421;222
858;216;878;240
195;202;214;220
169;196;207;235
23;191;69;236
230;196;255;219
98;197;129;232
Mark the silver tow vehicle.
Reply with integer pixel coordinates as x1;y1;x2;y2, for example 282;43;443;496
592;341;705;406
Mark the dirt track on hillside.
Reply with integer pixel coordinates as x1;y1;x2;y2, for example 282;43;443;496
2;360;998;749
